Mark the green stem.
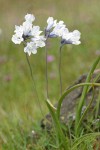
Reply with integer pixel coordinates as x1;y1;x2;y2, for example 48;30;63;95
59;46;62;96
45;38;49;99
57;82;100;119
26;54;44;116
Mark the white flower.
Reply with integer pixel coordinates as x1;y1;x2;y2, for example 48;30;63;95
45;17;81;45
12;14;35;45
50;22;67;37
31;26;42;36
25;14;35;23
62;30;81;45
46;17;57;31
46;18;67;38
32;35;46;47
14;25;23;34
22;21;33;36
24;42;37;56
12;14;46;56
24;35;46;55
12;15;44;44
24;36;46;56
12;25;23;44
12;34;23;44
12;25;24;44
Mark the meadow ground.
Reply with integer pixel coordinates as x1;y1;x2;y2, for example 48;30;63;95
0;0;100;149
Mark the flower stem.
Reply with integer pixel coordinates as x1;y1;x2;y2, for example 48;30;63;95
26;54;44;117
45;38;49;99
59;46;62;96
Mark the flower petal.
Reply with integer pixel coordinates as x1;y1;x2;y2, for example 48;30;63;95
25;14;35;23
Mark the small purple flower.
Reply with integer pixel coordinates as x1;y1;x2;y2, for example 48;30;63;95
47;55;55;62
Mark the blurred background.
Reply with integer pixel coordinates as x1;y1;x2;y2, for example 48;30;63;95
0;0;100;145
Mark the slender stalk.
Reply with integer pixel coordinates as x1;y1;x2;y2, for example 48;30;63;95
59;46;62;96
45;38;49;99
26;54;44;117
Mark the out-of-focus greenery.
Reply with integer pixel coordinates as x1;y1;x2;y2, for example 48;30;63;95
0;0;100;149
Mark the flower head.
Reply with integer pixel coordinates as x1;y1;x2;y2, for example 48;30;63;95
45;16;81;46
45;17;67;38
61;30;81;45
12;14;46;55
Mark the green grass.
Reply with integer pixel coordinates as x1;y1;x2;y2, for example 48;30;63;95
0;0;100;149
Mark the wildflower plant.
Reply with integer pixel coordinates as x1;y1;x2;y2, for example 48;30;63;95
12;14;100;149
12;14;45;116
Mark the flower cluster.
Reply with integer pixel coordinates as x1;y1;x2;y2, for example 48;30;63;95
45;17;81;45
12;14;81;56
12;14;46;56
